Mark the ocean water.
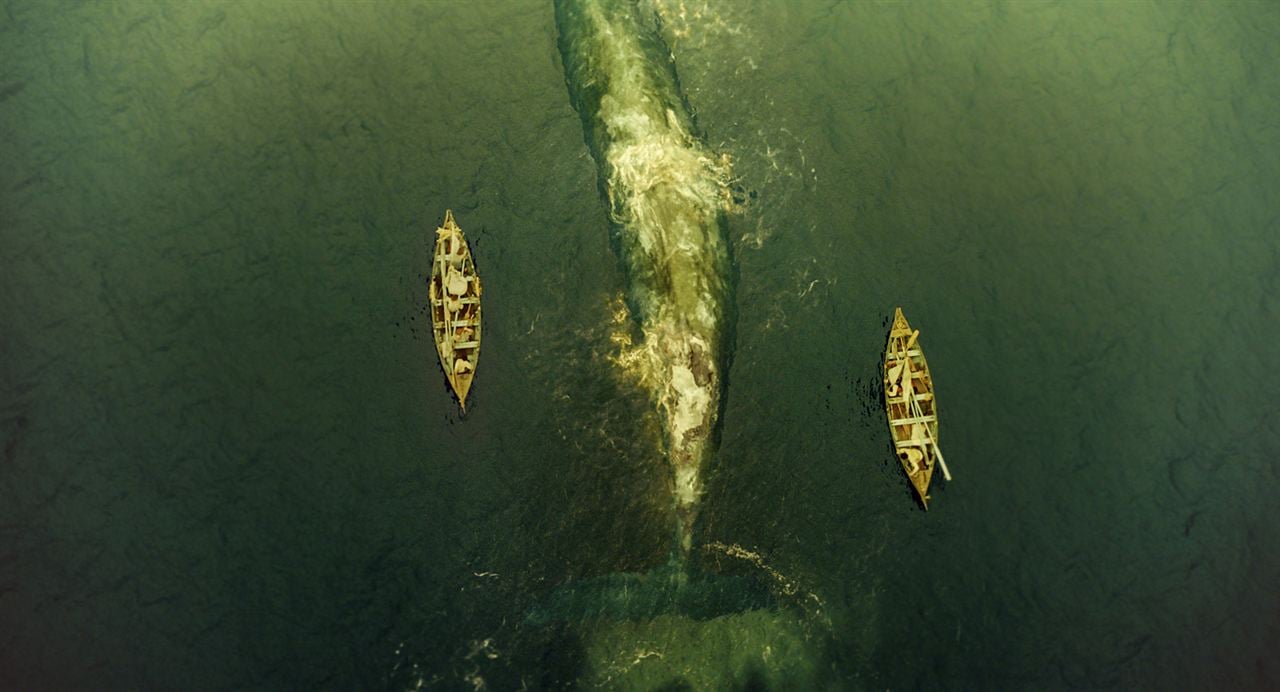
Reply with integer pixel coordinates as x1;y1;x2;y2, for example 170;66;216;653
2;1;1277;689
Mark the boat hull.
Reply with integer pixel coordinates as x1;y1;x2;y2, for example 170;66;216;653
883;307;940;508
429;209;482;412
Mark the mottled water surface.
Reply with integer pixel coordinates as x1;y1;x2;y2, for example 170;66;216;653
2;1;1278;689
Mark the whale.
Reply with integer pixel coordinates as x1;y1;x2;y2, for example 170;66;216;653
555;0;733;558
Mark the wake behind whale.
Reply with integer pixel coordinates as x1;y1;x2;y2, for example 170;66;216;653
555;0;733;557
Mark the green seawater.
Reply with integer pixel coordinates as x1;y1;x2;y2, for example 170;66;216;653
1;1;1277;689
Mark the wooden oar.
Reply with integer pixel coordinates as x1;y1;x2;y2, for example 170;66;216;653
898;331;951;482
928;425;952;482
905;379;951;482
437;235;456;355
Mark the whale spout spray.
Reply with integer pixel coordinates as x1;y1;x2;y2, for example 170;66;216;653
555;0;733;559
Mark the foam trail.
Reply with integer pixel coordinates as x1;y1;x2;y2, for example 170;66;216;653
555;0;732;558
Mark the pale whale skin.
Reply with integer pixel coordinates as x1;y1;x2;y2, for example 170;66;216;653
555;0;733;554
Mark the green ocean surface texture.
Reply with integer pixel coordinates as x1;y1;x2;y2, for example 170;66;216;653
2;1;1276;689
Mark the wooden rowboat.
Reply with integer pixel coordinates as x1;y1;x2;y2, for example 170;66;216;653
429;209;482;412
883;307;951;508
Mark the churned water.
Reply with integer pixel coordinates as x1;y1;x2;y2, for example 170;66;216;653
2;1;1277;689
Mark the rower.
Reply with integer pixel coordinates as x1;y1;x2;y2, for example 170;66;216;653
900;448;923;475
885;329;920;397
910;423;932;469
445;265;468;313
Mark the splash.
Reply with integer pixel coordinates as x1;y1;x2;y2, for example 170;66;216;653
556;0;734;558
702;541;829;626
